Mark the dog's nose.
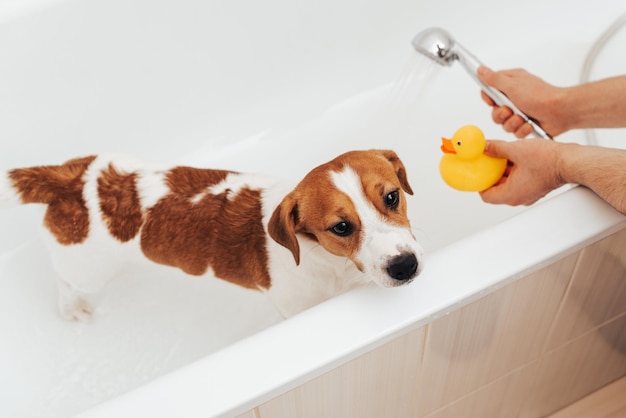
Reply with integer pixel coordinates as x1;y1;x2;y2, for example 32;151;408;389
386;253;418;281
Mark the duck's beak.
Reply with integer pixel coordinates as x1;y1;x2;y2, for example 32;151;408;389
441;137;456;154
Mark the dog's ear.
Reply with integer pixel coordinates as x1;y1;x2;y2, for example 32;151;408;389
379;150;413;195
268;193;301;265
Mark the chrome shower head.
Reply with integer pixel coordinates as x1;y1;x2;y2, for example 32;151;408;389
411;27;457;67
411;27;553;140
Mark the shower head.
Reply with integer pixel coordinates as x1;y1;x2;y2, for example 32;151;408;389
411;27;457;66
412;27;552;140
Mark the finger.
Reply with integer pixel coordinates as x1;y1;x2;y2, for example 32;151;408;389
477;65;497;86
500;160;514;178
503;114;525;134
483;140;513;159
492;106;513;124
479;183;509;205
480;90;496;106
479;174;522;205
492;170;509;186
477;65;511;92
514;123;534;138
497;68;527;78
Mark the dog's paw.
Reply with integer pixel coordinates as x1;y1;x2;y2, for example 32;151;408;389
59;297;94;322
57;279;94;322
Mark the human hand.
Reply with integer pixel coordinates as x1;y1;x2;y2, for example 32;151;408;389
479;139;565;206
477;66;567;138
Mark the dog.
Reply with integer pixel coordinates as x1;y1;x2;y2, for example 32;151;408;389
0;150;423;320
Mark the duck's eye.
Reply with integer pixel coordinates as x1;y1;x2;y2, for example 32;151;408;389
457;140;462;146
385;190;400;210
329;221;353;237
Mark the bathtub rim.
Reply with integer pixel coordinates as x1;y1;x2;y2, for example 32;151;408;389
76;185;625;418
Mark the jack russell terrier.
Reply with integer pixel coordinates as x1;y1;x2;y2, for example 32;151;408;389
0;150;423;320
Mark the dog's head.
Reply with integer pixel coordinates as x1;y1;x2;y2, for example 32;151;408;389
268;149;423;287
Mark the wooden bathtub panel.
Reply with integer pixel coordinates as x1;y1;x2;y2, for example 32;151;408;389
521;312;626;417
420;311;626;418
422;361;541;418
256;326;425;418
546;375;626;418
414;253;578;416
546;228;626;350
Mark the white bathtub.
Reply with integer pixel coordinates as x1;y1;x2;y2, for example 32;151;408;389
1;0;625;417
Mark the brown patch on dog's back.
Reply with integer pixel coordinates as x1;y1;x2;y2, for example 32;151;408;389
140;167;272;290
166;166;232;196
97;164;144;242
9;156;96;245
211;187;271;289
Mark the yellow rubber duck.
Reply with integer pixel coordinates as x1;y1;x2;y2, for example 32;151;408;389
439;125;507;192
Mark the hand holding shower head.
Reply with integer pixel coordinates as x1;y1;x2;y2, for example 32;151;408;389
412;27;552;140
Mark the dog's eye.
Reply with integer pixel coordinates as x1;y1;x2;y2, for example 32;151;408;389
329;221;353;237
385;190;400;210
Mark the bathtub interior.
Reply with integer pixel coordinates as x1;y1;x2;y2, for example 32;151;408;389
1;1;626;417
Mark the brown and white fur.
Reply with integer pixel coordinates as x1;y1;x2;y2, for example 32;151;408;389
0;150;423;320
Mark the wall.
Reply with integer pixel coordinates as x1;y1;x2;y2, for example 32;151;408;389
238;227;626;417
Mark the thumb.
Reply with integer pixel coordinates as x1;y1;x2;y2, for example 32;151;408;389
477;66;509;92
483;140;513;159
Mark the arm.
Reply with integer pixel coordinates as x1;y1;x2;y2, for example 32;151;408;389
477;67;626;138
480;139;626;214
559;142;626;213
559;76;626;131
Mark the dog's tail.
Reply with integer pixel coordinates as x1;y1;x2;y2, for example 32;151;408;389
0;156;97;208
